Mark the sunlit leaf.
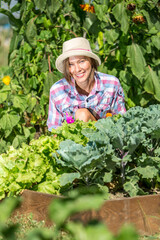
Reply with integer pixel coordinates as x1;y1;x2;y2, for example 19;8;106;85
0;112;20;132
26;18;37;47
60;172;80;186
112;2;129;34
12;95;28;111
128;43;146;79
144;66;160;101
136;166;158;179
34;0;47;11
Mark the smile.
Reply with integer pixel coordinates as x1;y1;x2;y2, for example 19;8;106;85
76;73;85;77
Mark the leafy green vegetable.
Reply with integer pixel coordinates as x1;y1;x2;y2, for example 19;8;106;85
0;105;160;199
0;136;62;199
55;105;160;197
0;120;97;200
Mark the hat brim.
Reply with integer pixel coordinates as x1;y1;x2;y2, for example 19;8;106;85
55;50;101;73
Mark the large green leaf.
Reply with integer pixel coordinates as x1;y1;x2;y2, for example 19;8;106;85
25;18;37;47
46;0;62;19
142;9;160;31
128;43;146;79
12;135;27;149
144;67;160;101
83;12;99;34
93;2;108;22
0;112;20;134
0;92;8;103
136;166;158;179
9;31;23;58
123;176;139;197
97;31;104;55
11;2;21;13
104;29;119;45
27;95;37;113
60;172;80;186
43;72;56;96
40;57;49;72
151;35;160;50
56;140;103;171
127;132;145;154
112;2;129;34
34;0;47;11
49;193;104;227
0;85;11;103
95;118;124;150
12;95;28;111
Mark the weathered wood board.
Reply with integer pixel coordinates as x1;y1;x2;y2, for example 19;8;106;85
13;190;160;236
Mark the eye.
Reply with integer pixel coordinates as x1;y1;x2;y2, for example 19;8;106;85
80;59;85;63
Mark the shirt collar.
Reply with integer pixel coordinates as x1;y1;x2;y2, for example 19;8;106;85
69;71;104;96
94;71;105;92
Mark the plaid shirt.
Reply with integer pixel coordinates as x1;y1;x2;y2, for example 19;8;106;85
47;71;126;131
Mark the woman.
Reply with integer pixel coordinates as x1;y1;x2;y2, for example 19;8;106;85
47;37;126;131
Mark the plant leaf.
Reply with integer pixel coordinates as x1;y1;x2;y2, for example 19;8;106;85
56;140;102;171
26;18;37;47
60;172;80;186
46;0;62;19
136;166;158;179
49;193;104;227
144;67;160;101
104;29;119;44
34;0;47;11
12;95;28;111
0;112;20;135
112;2;129;34
128;43;146;79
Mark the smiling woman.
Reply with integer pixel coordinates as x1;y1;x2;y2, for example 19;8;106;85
47;37;126;131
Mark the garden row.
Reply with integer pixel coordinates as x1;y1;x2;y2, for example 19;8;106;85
0;104;160;201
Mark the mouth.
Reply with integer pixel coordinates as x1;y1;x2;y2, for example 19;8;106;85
76;73;85;78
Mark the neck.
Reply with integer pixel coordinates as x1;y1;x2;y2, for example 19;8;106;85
76;79;95;96
76;70;95;95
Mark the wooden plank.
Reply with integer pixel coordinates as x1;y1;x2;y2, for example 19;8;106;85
13;190;63;226
72;194;160;235
13;190;160;236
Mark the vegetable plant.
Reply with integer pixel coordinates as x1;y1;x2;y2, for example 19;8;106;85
55;104;160;197
0;105;160;199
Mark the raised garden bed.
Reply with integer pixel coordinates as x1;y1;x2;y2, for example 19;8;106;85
13;190;160;236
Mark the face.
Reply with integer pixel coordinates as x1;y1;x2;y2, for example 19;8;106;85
68;56;92;86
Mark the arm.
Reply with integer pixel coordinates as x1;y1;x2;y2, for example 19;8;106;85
47;90;63;131
111;84;126;115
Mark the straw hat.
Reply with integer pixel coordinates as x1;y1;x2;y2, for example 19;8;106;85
55;37;101;73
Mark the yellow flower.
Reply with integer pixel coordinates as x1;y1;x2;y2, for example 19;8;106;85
2;76;11;85
80;4;95;13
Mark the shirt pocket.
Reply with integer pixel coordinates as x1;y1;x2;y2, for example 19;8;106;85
95;96;113;118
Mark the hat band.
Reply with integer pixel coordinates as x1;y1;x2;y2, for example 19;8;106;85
66;48;91;52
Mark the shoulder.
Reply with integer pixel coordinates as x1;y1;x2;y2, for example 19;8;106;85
96;71;120;85
95;71;121;90
49;78;72;105
50;78;71;94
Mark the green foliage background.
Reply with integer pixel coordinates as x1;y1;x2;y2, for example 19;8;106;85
0;0;160;153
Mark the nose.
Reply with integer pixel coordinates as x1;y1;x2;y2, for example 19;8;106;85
75;63;81;72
